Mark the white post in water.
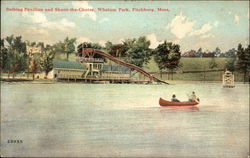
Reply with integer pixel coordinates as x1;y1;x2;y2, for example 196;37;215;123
222;70;235;88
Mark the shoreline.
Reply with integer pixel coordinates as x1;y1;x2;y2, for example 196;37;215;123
1;78;249;85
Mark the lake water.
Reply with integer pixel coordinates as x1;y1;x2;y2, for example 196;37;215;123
1;82;249;157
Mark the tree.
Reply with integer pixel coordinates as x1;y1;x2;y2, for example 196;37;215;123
214;47;221;57
77;42;104;59
53;37;76;60
0;38;8;72
106;43;127;57
209;57;218;69
236;43;249;83
4;35;27;78
225;58;236;72
224;48;237;58
9;50;27;78
245;45;250;79
124;36;151;68
197;48;203;57
40;50;55;79
30;58;39;80
153;41;181;80
64;37;76;60
105;41;113;51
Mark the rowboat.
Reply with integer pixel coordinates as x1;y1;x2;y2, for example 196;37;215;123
159;98;200;107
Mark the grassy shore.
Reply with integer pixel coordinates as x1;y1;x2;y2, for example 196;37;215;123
1;57;248;83
144;57;247;82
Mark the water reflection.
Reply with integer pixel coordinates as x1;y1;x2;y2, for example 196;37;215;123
160;106;200;112
1;82;249;157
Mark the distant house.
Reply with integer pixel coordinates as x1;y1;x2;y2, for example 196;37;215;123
182;50;195;57
182;50;199;57
26;45;43;55
202;52;215;57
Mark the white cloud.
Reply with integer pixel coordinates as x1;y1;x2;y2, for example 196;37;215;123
24;27;49;36
190;23;213;36
72;1;96;21
58;18;75;29
22;12;76;32
99;18;109;23
146;33;163;49
234;14;240;24
213;21;219;27
169;39;181;44
247;8;249;19
98;40;106;47
42;18;76;32
200;34;215;39
22;11;47;23
166;12;196;39
166;12;215;39
194;41;211;51
118;38;125;43
76;38;106;47
77;37;92;45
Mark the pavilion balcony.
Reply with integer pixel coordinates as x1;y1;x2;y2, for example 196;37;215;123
76;57;104;63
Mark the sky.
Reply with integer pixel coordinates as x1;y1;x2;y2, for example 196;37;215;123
1;1;249;52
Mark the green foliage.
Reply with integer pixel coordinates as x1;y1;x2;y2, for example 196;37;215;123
30;58;39;80
245;45;250;73
77;42;104;59
145;57;243;81
209;57;218;69
64;37;76;60
225;58;236;72
153;41;181;71
196;48;203;57
78;42;103;50
105;41;127;57
1;38;8;70
53;37;76;60
40;50;55;77
236;43;250;82
6;50;27;75
213;47;221;57
1;35;28;77
222;48;237;58
124;36;151;68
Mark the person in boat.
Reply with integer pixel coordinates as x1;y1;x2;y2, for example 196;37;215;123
171;94;180;102
187;91;197;102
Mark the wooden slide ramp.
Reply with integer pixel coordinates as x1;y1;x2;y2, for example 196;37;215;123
83;48;169;84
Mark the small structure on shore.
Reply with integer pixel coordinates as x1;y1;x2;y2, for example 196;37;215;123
222;70;235;88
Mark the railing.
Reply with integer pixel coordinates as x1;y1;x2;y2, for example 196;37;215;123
57;74;131;80
76;57;104;63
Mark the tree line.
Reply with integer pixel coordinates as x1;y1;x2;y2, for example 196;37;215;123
1;34;249;82
182;47;240;58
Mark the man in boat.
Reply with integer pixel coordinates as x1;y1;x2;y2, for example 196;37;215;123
171;94;180;102
187;91;197;102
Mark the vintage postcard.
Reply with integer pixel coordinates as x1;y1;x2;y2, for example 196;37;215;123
1;0;249;157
